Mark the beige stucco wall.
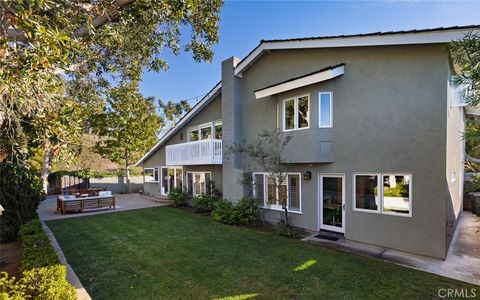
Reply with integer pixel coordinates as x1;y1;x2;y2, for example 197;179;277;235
142;95;223;197
235;44;449;258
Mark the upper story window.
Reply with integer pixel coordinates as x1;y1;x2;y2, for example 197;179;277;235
188;120;222;142
319;92;332;128
283;95;310;131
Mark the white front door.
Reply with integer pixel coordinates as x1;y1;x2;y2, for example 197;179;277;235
318;174;345;233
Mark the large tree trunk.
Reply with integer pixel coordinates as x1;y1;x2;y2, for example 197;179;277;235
125;150;130;194
40;150;52;195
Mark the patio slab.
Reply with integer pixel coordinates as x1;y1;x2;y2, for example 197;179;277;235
303;212;480;286
38;193;167;221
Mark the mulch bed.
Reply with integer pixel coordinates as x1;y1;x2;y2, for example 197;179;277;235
0;240;22;278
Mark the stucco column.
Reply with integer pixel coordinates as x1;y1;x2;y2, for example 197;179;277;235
221;56;244;202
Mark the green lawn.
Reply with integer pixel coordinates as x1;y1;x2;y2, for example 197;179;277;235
46;207;477;299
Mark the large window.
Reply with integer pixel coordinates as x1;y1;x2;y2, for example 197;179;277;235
186;172;212;196
354;173;412;217
319;92;332;128
253;172;301;213
188;120;222;141
144;167;159;183
283;95;309;131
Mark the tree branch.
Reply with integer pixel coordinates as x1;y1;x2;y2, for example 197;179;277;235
467;154;480;164
3;0;137;41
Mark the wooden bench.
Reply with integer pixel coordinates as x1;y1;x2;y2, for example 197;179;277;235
57;195;116;214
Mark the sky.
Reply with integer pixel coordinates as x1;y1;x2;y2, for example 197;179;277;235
139;0;480;108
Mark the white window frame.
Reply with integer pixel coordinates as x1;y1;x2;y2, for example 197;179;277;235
252;172;302;214
352;173;381;214
160;166;183;195
318;91;333;128
186;171;212;196
144;167;159;183
381;173;413;217
353;172;413;218
187;120;222;142
282;94;310;132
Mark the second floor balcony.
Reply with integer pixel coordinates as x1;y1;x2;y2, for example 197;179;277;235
166;139;222;166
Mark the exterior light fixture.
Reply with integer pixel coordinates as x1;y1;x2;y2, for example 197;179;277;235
303;171;312;181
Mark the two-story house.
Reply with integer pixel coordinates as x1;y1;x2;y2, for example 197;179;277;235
136;25;479;259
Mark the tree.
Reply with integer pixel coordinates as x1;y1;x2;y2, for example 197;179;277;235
158;100;191;130
1;0;223;162
449;31;480;166
228;130;293;226
30;99;84;193
94;82;162;193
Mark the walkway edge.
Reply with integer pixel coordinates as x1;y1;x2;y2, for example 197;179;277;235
41;221;92;300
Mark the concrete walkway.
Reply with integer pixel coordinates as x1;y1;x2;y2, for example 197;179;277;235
304;212;480;285
38;193;167;299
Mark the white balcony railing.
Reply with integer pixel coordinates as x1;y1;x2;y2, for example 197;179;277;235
166;139;222;166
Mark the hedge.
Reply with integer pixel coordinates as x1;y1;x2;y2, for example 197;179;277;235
0;219;76;300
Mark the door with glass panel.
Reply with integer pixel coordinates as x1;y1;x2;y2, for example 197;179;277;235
318;174;345;233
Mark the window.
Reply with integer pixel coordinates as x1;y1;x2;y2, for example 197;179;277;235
282;95;309;131
354;173;412;217
187;120;222;141
288;174;301;211
200;125;212;139
215;121;222;139
161;167;183;195
319;92;332;128
382;174;411;216
144;167;159;182
189;128;199;141
253;172;301;213
186;172;212;196
354;174;379;212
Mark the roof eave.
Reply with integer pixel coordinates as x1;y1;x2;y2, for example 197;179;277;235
134;82;222;166
235;26;480;77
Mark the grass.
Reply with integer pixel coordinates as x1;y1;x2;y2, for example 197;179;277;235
46;207;477;299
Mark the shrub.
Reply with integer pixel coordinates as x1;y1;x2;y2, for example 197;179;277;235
0;162;45;242
212;197;257;226
0;219;76;300
19;220;58;270
168;187;187;207
192;195;220;213
466;175;480;193
234;197;257;226
276;222;300;238
212;199;236;224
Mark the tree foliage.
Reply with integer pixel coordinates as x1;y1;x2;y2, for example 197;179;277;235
448;31;480;107
228;130;293;225
93;82;162;192
158;99;191;129
0;0;223;163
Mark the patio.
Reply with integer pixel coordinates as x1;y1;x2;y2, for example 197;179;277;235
38;193;167;221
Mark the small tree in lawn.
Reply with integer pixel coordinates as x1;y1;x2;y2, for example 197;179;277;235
229;129;292;226
94;82;163;193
